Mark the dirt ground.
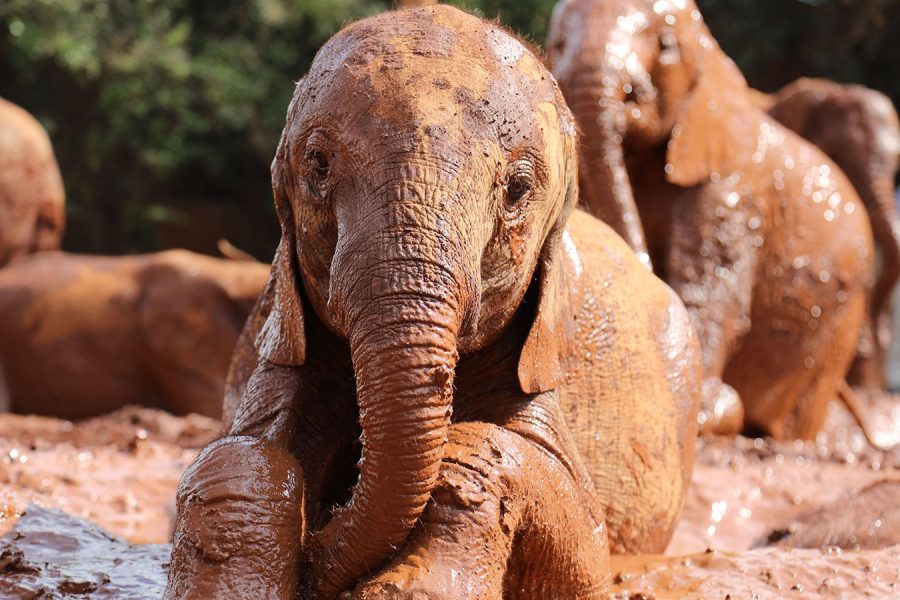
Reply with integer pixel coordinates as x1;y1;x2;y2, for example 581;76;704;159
0;402;898;598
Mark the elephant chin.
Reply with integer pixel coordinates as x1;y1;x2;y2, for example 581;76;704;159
310;284;461;597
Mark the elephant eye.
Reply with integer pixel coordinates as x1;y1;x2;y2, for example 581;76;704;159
505;172;532;207
305;148;330;197
308;150;329;178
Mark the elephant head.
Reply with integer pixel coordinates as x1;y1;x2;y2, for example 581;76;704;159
0;98;65;266
256;6;579;595
547;0;752;266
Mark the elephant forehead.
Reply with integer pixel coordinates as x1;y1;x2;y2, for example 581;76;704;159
301;6;564;147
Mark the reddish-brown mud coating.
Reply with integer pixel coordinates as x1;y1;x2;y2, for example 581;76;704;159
548;0;874;441
0;251;269;419
753;78;900;391
1;403;899;598
167;6;701;598
0;98;65;267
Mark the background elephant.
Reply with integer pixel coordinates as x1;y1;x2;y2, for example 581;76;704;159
166;7;701;599
547;0;874;439
752;79;900;390
0;250;268;419
0;97;65;267
761;479;900;550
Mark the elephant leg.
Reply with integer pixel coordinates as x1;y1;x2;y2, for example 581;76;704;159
351;422;610;600
666;188;757;435
848;188;900;390
0;359;9;412
165;436;305;600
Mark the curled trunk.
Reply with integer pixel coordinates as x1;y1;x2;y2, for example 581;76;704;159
312;259;462;597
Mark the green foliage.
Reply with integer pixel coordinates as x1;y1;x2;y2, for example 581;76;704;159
448;0;557;43
699;0;900;106
0;0;898;255
0;0;387;255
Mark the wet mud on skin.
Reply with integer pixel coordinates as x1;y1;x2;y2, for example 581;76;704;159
0;400;898;598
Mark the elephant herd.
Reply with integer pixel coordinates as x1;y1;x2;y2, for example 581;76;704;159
0;1;898;598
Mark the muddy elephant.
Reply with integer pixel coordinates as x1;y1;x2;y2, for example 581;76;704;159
762;479;900;550
166;7;701;599
0;98;65;267
548;0;874;439
0;250;268;419
752;79;900;390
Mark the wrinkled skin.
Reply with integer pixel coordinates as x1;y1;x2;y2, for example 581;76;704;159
548;0;874;439
0;251;268;419
0;98;65;267
763;479;900;550
753;79;900;390
166;6;701;599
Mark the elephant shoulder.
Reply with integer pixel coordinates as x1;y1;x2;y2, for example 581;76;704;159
565;209;662;291
564;208;691;340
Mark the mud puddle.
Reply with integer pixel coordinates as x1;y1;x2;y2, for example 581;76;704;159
0;505;169;599
0;407;218;543
612;398;900;598
1;400;898;597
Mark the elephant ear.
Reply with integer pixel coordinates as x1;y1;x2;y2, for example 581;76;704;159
256;110;306;367
256;236;306;366
664;38;755;187
518;167;579;395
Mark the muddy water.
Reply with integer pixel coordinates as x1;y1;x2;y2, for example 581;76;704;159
0;505;170;598
0;407;217;543
1;403;899;597
610;398;900;598
670;400;900;555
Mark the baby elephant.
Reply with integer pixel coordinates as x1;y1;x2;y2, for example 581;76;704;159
755;79;900;391
166;6;700;599
0;250;268;419
548;0;874;439
0;98;65;267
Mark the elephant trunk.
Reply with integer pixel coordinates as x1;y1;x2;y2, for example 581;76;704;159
865;174;900;328
568;86;651;268
313;238;466;596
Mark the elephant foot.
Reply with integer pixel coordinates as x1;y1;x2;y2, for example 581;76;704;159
165;436;305;600
350;422;610;600
698;378;744;436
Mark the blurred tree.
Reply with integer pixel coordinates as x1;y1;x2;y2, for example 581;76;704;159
448;0;557;43
699;0;900;106
0;0;387;257
0;0;897;256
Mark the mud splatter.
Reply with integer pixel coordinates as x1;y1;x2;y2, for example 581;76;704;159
0;505;169;599
0;407;217;542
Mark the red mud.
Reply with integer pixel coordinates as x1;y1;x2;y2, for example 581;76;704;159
0;407;218;543
1;402;898;597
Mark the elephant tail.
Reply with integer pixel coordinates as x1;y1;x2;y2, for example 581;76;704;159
216;239;259;262
836;380;900;451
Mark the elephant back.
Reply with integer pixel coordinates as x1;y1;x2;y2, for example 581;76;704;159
0;98;65;266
